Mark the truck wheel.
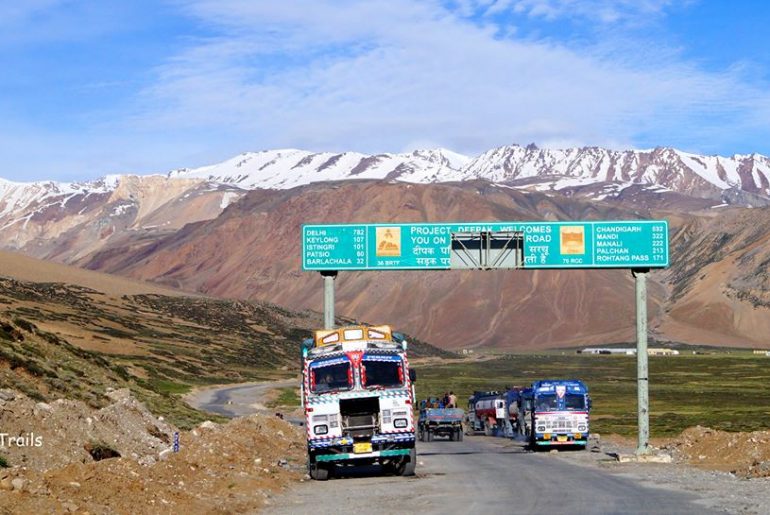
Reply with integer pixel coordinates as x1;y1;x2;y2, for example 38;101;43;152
426;430;433;442
449;430;455;441
457;428;463;441
309;460;330;481
396;448;417;477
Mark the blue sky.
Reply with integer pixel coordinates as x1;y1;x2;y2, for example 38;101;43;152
2;0;770;181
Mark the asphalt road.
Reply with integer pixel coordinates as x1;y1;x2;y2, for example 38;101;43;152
185;379;298;418
269;436;721;515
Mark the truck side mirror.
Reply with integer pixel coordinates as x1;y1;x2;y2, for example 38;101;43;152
409;369;417;383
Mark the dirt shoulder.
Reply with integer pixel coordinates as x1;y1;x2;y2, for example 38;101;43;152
550;432;770;515
0;388;305;514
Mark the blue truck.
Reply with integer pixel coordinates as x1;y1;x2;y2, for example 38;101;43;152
417;401;465;442
526;380;591;449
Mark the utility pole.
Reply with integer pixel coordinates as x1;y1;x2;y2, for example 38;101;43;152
633;268;650;455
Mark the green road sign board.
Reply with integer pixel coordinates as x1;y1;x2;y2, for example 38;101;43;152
302;221;669;270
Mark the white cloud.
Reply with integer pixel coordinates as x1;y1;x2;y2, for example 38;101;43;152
502;0;685;23
126;0;770;160
2;0;769;181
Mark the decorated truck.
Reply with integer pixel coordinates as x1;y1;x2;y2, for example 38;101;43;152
301;325;417;480
528;380;591;449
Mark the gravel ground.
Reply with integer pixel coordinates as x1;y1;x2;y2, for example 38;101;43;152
552;436;770;515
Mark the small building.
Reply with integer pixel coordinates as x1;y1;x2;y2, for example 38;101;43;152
647;348;680;356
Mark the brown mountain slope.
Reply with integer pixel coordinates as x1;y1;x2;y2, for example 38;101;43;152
658;206;770;346
80;181;671;350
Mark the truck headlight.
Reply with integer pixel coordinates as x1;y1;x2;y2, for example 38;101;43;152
394;418;408;428
314;424;328;435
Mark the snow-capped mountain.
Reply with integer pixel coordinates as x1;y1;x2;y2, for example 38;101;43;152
1;143;769;263
167;148;471;189
461;145;770;201
3;144;770;216
164;144;770;201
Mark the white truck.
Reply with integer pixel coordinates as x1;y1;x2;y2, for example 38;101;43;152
301;325;417;480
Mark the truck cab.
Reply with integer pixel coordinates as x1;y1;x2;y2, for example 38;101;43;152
301;325;417;480
529;380;590;449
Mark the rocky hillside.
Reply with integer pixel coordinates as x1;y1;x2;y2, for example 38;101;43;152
0;252;448;427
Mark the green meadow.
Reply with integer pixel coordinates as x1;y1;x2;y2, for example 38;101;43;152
413;351;770;437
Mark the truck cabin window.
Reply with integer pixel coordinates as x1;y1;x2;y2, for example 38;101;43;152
535;393;586;411
362;358;403;388
311;361;352;393
535;394;558;412
564;394;586;410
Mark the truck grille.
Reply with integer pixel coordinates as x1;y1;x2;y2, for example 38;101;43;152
343;414;377;437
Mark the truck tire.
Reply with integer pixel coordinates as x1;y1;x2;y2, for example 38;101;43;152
396;448;417;477
309;459;330;481
457;428;464;441
426;430;433;442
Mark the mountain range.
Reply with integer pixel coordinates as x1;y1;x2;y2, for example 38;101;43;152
1;143;769;350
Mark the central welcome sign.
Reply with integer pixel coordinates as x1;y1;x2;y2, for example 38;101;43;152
302;221;668;270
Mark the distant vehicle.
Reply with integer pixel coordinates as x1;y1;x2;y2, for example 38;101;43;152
300;325;417;480
466;388;525;437
527;380;591;449
417;399;464;441
466;390;501;435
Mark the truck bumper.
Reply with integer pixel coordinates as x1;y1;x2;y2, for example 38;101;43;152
535;433;588;446
315;448;412;463
309;432;415;463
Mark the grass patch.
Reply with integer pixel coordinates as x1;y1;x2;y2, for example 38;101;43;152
266;387;300;409
149;379;192;395
414;352;770;437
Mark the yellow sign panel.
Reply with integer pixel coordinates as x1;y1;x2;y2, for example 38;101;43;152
560;226;585;255
313;325;393;347
375;227;401;257
353;442;372;454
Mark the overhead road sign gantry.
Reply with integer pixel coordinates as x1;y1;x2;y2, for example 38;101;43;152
302;220;669;271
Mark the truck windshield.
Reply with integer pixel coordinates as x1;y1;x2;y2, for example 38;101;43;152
535;394;558;412
362;357;403;389
311;361;352;393
565;394;585;410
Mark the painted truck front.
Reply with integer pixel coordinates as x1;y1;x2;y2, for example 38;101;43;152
530;380;590;448
301;325;416;480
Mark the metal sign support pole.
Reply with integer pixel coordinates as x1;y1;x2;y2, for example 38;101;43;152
633;268;650;454
320;271;338;330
